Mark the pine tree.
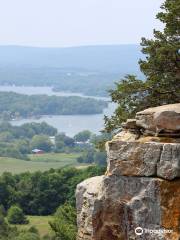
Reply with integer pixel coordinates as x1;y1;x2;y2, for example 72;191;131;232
104;0;180;133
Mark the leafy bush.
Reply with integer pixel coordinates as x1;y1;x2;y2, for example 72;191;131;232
74;130;92;142
7;206;29;225
14;232;40;240
77;149;107;166
49;203;77;240
0;211;10;238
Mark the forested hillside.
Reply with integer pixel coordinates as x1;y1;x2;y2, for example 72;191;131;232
0;92;107;120
0;45;141;72
0;45;142;96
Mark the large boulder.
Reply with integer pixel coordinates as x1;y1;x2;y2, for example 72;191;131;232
136;103;180;136
76;175;180;240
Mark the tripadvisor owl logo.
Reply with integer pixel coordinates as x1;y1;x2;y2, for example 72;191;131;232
134;226;173;236
135;227;144;236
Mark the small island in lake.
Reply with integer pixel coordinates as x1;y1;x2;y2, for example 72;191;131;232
0;92;108;120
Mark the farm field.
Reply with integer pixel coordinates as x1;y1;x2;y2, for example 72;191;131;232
0;153;89;174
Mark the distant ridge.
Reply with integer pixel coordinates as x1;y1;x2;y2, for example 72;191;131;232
0;44;143;96
0;44;141;73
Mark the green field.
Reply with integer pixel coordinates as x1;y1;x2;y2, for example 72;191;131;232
15;216;53;237
0;153;89;174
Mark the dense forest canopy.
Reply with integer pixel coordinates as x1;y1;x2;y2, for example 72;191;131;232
104;0;180;132
0;92;108;120
0;166;105;240
0;166;105;215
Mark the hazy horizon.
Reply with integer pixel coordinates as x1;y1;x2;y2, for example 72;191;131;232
0;43;140;48
0;0;163;48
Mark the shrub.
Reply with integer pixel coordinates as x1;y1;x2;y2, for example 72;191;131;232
7;205;29;225
49;203;77;240
0;205;6;216
14;232;40;240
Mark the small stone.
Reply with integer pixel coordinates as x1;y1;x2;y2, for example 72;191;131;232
114;130;139;142
122;119;138;129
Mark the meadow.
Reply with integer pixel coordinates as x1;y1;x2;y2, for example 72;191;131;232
0;153;89;174
14;216;53;237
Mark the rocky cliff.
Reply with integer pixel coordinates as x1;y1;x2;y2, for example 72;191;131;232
76;103;180;240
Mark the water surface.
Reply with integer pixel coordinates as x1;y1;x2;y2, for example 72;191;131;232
0;85;116;136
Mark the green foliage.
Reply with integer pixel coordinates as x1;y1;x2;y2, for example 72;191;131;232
82;150;95;163
14;232;40;240
21;122;57;138
0;166;105;239
0;92;108;120
7;205;29;225
74;130;92;142
0;122;57;159
0;211;10;238
0;174;13;209
0;214;41;240
55;140;66;152
90;132;112;151
104;75;147;132
0;166;105;216
0;120;106;161
30;135;53;152
94;152;107;166
56;134;75;148
0;144;26;160
75;132;111;165
0;205;6;217
104;0;180;132
77;149;107;166
0;153;85;175
49;203;77;240
54;132;98;153
0;122;57;140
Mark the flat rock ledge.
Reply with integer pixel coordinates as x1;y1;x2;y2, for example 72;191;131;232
136;103;180;136
76;104;180;240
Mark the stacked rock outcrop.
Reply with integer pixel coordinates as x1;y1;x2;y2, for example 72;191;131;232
76;104;180;240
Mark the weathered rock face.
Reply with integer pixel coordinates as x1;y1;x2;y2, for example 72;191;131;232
76;104;180;240
106;140;180;180
76;176;180;240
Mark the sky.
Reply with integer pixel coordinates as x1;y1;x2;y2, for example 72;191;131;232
0;0;164;48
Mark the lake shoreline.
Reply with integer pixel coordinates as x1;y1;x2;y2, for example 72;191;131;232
0;85;110;101
0;85;116;136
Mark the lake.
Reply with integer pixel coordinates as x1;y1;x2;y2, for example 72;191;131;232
0;85;116;136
